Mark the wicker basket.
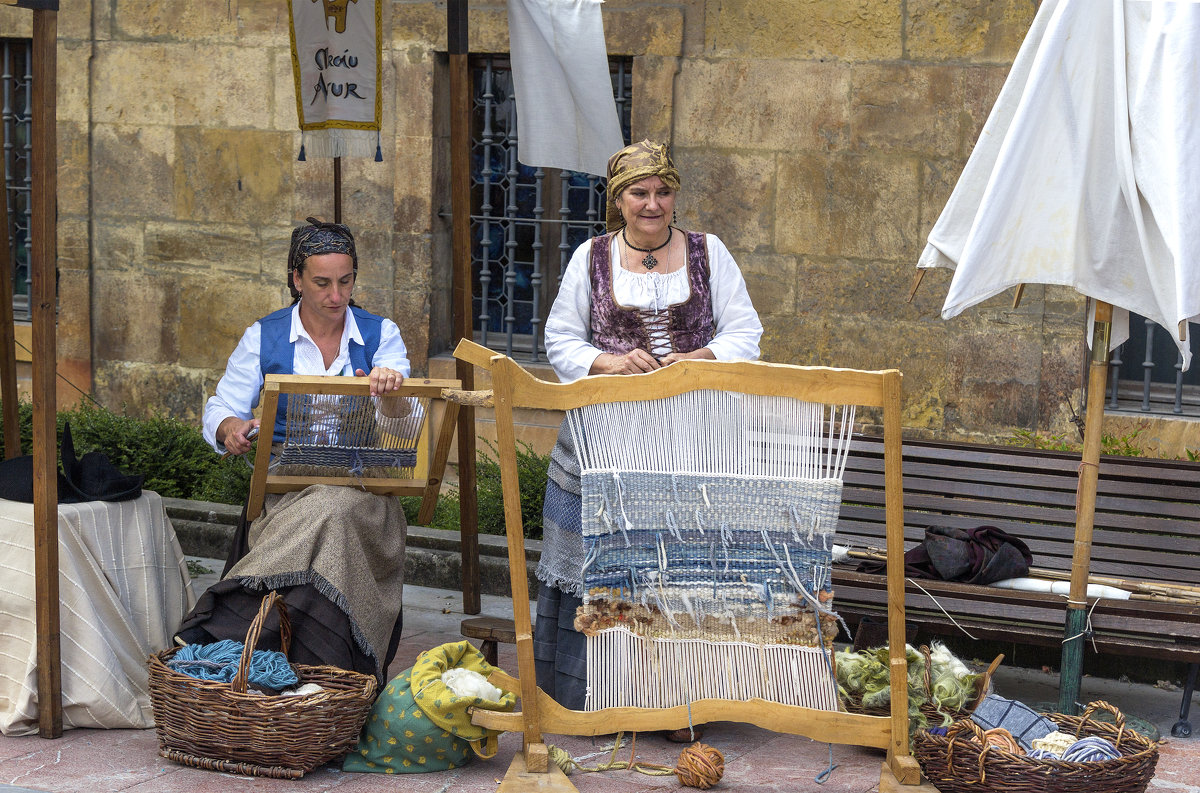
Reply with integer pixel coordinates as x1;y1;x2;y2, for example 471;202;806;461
913;700;1159;793
148;591;378;779
841;646;1003;726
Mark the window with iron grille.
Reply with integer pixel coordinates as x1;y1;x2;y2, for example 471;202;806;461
470;55;632;363
1107;315;1200;417
1;39;30;323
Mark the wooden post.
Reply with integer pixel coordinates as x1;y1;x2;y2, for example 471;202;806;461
0;164;18;460
31;5;61;738
1058;300;1113;714
448;0;480;616
333;156;342;223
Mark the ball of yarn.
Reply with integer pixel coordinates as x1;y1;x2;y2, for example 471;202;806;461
1061;736;1120;763
1030;730;1076;758
675;742;725;789
981;727;1023;754
548;745;576;776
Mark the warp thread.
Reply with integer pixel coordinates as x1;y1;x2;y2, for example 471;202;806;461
168;639;298;689
1060;736;1121;762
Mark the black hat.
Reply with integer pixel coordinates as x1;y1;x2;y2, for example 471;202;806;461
0;423;142;504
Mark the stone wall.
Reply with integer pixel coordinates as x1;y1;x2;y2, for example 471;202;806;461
7;0;1195;451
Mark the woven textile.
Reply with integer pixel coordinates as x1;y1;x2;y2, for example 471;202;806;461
568;390;851;711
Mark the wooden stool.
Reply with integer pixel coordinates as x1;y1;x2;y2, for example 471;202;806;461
461;616;517;667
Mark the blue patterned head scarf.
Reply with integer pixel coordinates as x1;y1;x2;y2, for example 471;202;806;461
287;216;358;301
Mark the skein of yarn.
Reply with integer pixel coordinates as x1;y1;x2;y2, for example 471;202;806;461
981;727;1023;754
1061;736;1121;762
674;743;725;790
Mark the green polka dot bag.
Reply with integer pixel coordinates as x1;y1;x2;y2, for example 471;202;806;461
342;641;516;774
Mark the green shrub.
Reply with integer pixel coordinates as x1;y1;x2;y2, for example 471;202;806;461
1007;428;1145;457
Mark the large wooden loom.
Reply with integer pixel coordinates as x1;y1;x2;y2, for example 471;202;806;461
454;341;920;791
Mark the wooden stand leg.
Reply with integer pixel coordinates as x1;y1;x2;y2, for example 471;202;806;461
497;750;579;793
879;760;937;791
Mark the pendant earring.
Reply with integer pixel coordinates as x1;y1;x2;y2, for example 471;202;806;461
673;209;678;226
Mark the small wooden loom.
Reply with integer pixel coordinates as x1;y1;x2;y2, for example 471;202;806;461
454;341;919;791
246;374;462;524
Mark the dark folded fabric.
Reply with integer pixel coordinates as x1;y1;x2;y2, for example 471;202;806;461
857;525;1032;585
0;423;142;504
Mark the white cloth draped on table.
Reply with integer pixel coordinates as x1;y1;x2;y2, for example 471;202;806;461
506;0;625;177
0;492;195;735
918;0;1200;369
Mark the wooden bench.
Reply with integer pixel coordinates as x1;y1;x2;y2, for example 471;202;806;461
831;435;1200;737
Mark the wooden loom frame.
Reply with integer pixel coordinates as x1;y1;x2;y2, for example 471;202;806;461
455;341;920;791
245;374;462;524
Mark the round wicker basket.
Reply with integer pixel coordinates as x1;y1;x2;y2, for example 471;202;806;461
147;591;378;779
913;700;1159;793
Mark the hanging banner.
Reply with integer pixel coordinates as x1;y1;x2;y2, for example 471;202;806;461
288;0;383;159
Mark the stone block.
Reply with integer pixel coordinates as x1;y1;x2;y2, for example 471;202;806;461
705;0;902;61
961;65;1011;155
56;216;89;272
392;232;432;293
58;1;93;40
676;59;851;152
92;220;145;270
177;273;282;369
733;250;797;319
93;271;179;364
143;222;263;274
851;64;962;157
113;0;239;41
235;0;293;46
57;268;91;361
273;49;301;132
796;257;942;319
93;123;174;220
604;7;685;57
390;1;445;49
93;362;210;421
174;128;293;225
0;8;31;37
392;58;434;140
92;43;174;126
57;122;90;219
393;137;434;234
468;7;509;53
59;42;91;126
393;289;432;373
946;324;1045;430
776;152;921;261
673;148;773;251
631;54;680;144
171;44;273;129
907;0;1036;63
918;157;964;247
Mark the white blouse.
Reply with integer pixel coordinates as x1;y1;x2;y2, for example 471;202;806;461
544;233;763;382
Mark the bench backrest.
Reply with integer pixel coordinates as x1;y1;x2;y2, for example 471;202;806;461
836;436;1200;588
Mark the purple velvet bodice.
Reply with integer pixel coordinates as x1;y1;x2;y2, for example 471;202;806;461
588;230;715;357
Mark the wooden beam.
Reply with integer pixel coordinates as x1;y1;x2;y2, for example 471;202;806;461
448;0;480;616
0;154;18;460
31;6;61;739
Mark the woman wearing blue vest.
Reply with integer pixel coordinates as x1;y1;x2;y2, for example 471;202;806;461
177;217;411;681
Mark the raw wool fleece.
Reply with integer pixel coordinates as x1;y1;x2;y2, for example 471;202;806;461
835;642;982;728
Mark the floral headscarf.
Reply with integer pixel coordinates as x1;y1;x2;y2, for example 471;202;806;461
605;140;681;232
287;216;358;301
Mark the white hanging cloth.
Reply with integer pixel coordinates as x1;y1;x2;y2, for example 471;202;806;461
918;0;1200;369
507;0;625;177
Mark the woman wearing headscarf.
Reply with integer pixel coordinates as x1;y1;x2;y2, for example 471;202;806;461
176;217;411;682
536;141;763;734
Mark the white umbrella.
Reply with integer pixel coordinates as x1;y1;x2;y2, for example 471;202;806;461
916;0;1200;712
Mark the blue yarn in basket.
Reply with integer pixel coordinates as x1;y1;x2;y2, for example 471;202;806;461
167;638;298;688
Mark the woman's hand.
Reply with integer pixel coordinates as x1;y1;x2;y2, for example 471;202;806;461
659;348;716;366
216;417;260;456
591;349;662;375
359;366;405;397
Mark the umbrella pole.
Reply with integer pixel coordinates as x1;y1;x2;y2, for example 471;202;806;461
1058;300;1112;714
